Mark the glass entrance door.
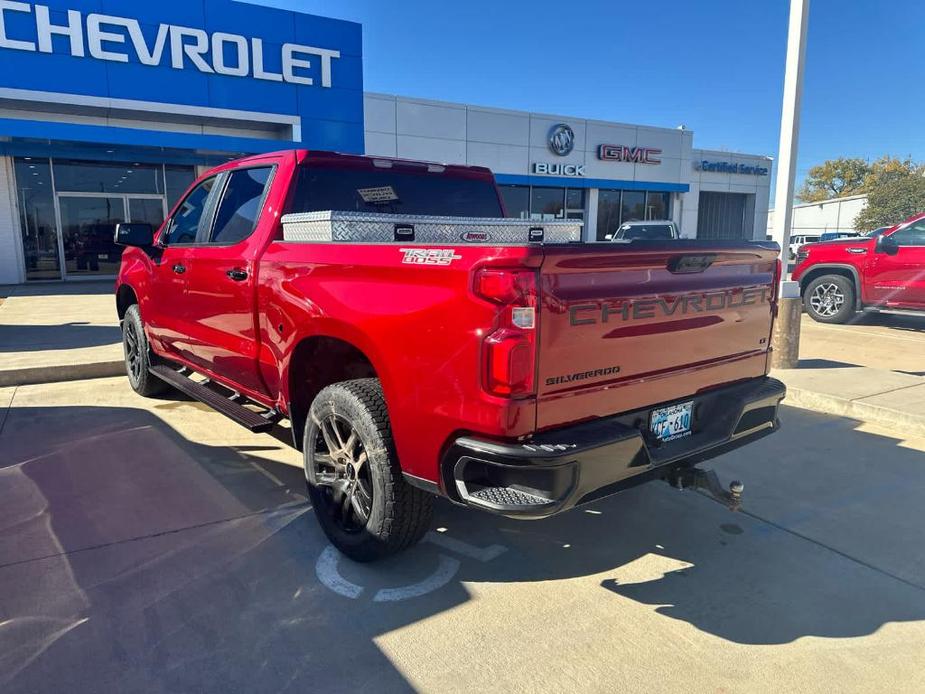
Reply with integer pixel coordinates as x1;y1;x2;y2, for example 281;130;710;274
56;194;167;277
59;195;126;276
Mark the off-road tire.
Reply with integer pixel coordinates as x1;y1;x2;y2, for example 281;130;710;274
803;274;856;324
304;379;434;562
122;304;168;397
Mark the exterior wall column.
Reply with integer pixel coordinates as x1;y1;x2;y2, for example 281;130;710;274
585;188;598;242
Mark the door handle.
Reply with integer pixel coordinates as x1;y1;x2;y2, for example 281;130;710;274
172;264;186;274
226;268;248;282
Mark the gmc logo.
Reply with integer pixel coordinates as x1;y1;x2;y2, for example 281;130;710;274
598;145;662;165
569;288;772;325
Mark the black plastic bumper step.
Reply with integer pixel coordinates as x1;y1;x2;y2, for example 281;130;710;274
150;365;276;433
468;486;551;508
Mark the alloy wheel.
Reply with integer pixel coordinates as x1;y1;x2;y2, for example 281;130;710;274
310;413;373;532
809;282;845;317
124;321;144;383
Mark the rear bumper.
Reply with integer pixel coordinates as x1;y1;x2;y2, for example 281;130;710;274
443;376;786;518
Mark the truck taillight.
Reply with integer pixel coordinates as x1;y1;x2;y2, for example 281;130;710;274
475;269;538;398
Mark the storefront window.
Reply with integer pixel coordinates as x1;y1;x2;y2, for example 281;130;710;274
565;188;586;221
597;189;672;240
597;189;622;241
14;158;60;281
621;191;646;223
53;159;164;195
13;158;197;280
530;186;564;220
499;185;530;219
165;165;197;209
646;192;670;220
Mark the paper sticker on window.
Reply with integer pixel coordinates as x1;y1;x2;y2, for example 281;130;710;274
357;186;399;203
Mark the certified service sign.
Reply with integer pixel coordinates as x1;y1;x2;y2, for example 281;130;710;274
548;123;575;156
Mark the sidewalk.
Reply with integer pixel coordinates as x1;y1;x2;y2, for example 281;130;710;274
0;281;124;387
774;365;925;438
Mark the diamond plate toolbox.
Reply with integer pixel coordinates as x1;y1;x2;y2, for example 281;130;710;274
280;210;582;244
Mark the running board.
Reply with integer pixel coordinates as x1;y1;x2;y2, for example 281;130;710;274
865;307;925;318
149;365;278;433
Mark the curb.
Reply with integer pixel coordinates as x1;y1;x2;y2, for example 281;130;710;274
0;361;125;387
784;386;925;438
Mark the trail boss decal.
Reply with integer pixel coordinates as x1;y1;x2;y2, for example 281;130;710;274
400;249;462;266
569;287;772;326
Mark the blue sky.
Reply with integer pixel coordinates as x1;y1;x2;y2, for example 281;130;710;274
249;0;925;186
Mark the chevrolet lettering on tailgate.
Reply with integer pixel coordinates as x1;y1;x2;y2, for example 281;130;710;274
568;287;772;326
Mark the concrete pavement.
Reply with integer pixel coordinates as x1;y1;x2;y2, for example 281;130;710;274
774;312;925;436
0;281;124;387
1;376;925;693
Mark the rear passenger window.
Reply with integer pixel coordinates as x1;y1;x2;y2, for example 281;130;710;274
210;167;273;244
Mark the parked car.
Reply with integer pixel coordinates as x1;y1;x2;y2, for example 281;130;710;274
864;226;891;238
114;149;785;561
819;231;860;242
792;211;925;323
788;233;821;260
606;220;679;241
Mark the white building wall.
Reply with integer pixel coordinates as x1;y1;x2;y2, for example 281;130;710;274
767;194;867;236
688;149;773;241
366;94;770;243
0;156;24;285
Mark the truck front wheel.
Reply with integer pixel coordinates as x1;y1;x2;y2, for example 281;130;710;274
122;304;168;397
303;379;434;562
803;274;856;324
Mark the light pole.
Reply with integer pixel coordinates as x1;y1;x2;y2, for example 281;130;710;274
770;0;810;369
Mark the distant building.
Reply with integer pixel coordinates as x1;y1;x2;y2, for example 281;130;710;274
766;193;868;238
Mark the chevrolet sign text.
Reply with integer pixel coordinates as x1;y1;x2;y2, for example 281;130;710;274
0;1;340;86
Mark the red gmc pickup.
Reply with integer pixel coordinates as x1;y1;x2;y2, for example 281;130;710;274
115;149;785;561
792;212;925;324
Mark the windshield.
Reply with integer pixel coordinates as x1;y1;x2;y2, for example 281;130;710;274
615;223;675;240
289;164;503;217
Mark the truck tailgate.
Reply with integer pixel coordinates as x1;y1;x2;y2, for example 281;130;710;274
536;242;779;430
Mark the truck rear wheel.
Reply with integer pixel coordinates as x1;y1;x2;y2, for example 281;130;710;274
803;274;856;324
303;379;434;562
122;304;168;397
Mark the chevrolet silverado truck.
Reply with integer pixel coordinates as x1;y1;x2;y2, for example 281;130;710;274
793;211;925;324
114;150;786;561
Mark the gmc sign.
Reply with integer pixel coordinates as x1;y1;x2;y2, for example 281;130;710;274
598;144;662;165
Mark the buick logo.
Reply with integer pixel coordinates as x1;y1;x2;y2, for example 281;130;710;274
548;124;575;156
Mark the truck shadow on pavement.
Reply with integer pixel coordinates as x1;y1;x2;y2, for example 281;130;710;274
0;323;122;352
1;403;924;692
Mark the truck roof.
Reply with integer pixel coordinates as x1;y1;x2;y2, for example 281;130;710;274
215;149;496;182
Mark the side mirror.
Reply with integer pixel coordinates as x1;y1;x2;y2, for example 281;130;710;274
114;222;154;247
875;233;900;256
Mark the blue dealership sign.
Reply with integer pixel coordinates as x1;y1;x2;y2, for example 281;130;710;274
0;0;364;154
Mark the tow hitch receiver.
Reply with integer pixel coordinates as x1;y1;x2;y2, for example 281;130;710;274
667;467;744;512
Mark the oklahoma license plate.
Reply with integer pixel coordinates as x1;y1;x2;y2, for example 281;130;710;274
650;401;693;443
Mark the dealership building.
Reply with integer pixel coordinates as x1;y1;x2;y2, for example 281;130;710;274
0;0;772;285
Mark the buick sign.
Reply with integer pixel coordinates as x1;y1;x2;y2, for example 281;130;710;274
548;124;575;156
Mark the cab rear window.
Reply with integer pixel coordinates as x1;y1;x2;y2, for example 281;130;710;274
289;164;503;218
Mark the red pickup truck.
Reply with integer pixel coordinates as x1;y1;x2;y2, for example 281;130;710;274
792;212;925;324
114;150;785;561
